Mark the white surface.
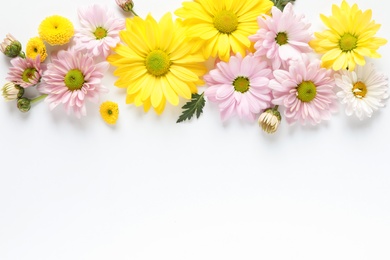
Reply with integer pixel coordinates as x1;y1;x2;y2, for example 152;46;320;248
1;0;389;259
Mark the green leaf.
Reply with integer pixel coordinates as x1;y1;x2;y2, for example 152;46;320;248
176;92;206;123
271;0;296;11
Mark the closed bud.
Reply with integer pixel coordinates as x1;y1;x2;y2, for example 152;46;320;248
115;0;134;12
258;107;282;134
2;82;24;101
1;34;23;58
17;97;31;112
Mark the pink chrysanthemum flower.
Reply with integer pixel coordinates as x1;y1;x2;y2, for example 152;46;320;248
6;56;44;88
73;4;125;58
38;49;109;118
248;3;312;70
204;53;273;121
270;54;338;125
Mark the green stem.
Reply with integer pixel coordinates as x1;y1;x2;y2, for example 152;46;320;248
18;51;26;59
131;9;139;16
31;94;48;104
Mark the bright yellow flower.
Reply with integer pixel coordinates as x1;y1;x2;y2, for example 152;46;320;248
38;15;74;46
107;13;207;115
309;0;387;71
100;101;119;125
174;0;273;62
26;37;47;62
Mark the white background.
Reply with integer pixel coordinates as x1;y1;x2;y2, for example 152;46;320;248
1;0;389;259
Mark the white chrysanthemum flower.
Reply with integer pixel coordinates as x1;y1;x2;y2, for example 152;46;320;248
335;63;388;120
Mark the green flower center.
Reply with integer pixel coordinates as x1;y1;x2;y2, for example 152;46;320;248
352;81;367;98
145;50;171;77
339;33;357;52
22;68;36;82
94;27;108;40
213;10;238;34
297;81;317;102
64;69;85;91
275;32;288;45
233;76;250;93
107;109;113;115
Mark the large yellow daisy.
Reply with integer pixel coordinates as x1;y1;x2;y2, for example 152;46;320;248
309;0;387;71
174;0;273;62
107;13;207;115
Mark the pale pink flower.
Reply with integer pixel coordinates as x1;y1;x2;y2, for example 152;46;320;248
249;3;312;70
270;54;338;125
204;53;273;121
38;49;109;118
73;4;125;58
6;56;44;88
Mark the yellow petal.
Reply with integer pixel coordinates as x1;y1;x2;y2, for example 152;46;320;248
332;53;348;71
217;34;231;61
153;96;166;115
161;76;179;106
143;98;151;112
140;75;156;101
151;81;163;108
170;65;199;82
322;48;342;61
145;15;160;50
165;74;192;99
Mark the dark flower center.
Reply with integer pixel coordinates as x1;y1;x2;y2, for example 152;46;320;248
22;68;37;82
64;69;85;91
233;76;250;93
275;32;288;45
297;81;317;102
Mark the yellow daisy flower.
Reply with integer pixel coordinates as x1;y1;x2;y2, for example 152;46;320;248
107;12;207;115
174;0;273;62
26;37;47;62
309;0;387;71
38;15;74;46
100;101;119;125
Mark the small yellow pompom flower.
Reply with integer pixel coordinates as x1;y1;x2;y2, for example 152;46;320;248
38;15;74;46
100;101;119;125
26;37;47;62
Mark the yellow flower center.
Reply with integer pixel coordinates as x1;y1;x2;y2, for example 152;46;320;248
22;68;36;82
352;81;367;99
145;50;171;77
339;33;357;52
64;69;85;91
213;10;238;34
94;27;108;40
233;76;250;93
297;81;316;102
275;32;288;45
